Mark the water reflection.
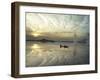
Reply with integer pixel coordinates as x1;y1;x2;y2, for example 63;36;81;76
31;44;40;49
26;41;89;67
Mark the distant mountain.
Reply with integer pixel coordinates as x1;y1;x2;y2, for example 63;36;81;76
26;38;74;42
26;38;89;43
26;38;55;42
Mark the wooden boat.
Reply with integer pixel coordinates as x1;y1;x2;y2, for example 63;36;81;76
60;44;69;48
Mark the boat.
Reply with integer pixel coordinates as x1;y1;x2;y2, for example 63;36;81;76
60;44;69;48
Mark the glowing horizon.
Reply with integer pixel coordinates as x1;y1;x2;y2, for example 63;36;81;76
26;12;89;39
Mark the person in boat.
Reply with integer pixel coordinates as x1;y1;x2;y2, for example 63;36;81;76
60;44;69;48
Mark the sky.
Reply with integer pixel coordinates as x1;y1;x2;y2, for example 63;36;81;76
26;12;89;41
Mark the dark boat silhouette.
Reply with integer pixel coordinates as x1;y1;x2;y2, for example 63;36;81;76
60;44;69;48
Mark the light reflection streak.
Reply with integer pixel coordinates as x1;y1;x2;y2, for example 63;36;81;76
31;44;40;49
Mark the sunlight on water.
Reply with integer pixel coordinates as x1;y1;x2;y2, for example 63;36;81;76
26;41;89;67
31;44;40;49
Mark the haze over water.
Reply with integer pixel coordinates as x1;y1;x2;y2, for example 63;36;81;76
26;13;90;67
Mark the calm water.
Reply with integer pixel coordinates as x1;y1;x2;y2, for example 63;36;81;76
26;41;89;67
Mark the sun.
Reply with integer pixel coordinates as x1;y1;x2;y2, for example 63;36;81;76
32;33;40;37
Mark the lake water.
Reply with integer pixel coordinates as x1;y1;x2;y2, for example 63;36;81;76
26;41;89;67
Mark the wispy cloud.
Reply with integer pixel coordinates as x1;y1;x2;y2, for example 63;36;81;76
26;12;89;40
